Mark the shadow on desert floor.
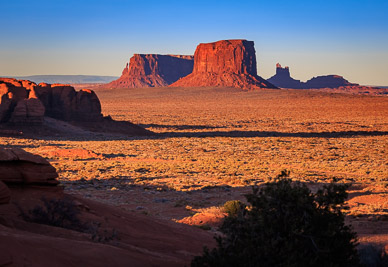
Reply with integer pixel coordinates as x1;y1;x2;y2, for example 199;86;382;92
161;130;388;139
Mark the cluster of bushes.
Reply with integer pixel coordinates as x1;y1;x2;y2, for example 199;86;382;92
193;171;386;267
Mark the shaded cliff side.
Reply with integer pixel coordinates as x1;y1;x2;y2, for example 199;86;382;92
268;64;358;89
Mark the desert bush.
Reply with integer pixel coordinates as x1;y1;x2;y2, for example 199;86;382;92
19;197;87;232
89;221;119;243
19;197;119;243
358;244;388;267
223;200;245;217
192;172;360;267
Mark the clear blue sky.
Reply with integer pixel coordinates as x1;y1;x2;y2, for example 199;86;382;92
1;0;387;85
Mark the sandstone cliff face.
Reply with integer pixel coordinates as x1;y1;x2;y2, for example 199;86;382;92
171;40;276;89
0;78;102;124
268;64;358;89
106;54;194;88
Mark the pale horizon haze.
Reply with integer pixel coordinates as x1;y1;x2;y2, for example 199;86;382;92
1;0;387;85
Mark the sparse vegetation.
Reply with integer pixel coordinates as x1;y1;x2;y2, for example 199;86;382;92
19;197;118;243
223;200;245;217
192;172;360;267
19;197;86;232
4;87;387;251
358;244;388;267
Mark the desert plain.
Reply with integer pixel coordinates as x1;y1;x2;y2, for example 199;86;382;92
2;86;387;251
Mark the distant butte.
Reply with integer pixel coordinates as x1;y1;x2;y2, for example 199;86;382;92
268;63;359;89
171;39;277;89
105;54;194;88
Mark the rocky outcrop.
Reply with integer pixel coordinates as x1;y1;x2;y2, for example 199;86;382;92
105;54;194;88
267;63;304;89
0;147;59;185
171;40;277;89
0;78;103;124
304;75;357;89
35;84;102;122
268;64;358;89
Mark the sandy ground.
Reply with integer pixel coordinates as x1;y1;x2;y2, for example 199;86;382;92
1;86;387;259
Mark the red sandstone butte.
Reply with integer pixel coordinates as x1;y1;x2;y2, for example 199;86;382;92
105;54;194;88
171;39;277;89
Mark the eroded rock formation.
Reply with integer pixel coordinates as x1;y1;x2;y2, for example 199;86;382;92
171;39;277;89
0;147;59;186
0;78;102;124
105;54;194;88
268;64;358;89
267;63;304;89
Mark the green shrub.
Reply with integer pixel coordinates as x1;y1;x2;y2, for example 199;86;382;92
223;200;245;217
358;244;388;267
19;197;119;243
192;172;360;267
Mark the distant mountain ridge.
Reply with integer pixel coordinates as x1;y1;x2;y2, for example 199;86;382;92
4;75;118;84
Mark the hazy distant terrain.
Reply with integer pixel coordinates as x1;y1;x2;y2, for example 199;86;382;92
9;75;118;84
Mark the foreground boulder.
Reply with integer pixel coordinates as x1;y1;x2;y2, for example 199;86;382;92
171;39;277;89
0;78;102;124
105;54;194;88
0;147;59;185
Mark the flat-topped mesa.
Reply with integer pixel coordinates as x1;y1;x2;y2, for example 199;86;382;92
106;54;194;88
171;39;277;89
0;78;102;124
268;63;304;89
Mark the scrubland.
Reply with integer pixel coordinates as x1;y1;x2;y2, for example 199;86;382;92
2;87;387;243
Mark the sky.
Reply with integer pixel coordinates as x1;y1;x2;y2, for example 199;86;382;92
0;0;387;85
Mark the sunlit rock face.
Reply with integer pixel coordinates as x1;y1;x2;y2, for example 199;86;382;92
0;78;102;124
171;39;277;89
